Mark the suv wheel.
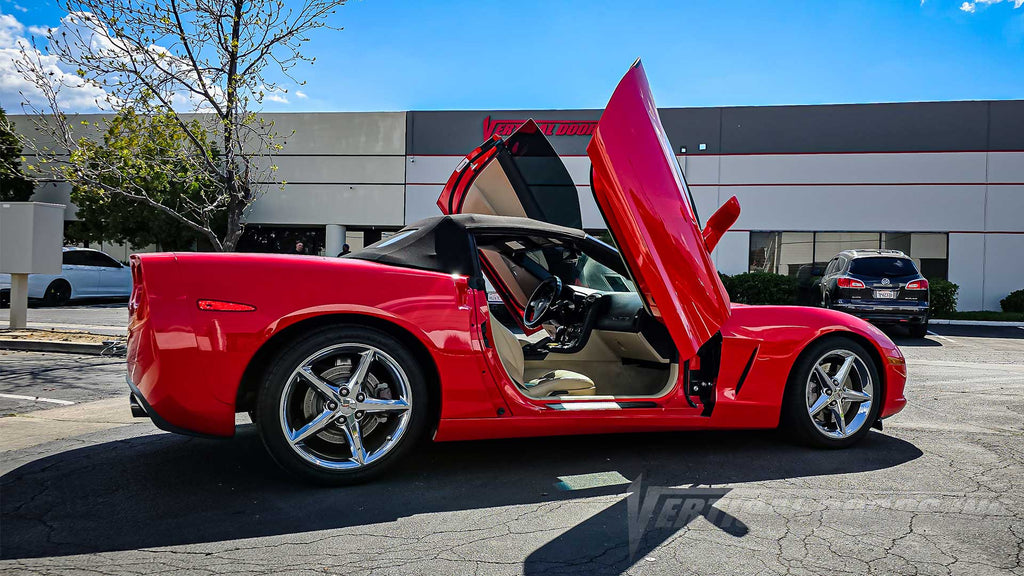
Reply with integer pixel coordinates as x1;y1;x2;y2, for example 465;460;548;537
908;320;928;339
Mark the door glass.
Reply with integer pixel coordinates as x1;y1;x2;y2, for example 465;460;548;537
84;252;122;268
63;251;90;266
500;126;582;229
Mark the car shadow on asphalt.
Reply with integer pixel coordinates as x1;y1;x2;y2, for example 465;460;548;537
1;427;922;572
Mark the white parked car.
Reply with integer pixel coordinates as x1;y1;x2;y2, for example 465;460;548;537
0;247;133;307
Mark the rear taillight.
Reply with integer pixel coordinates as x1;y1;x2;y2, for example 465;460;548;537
128;260;143;316
906;279;929;290
837;277;866;289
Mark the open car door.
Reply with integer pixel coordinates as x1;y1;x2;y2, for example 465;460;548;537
587;60;734;361
437;120;583;330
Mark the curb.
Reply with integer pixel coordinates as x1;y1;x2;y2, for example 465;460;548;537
929;319;1024;327
0;339;108;355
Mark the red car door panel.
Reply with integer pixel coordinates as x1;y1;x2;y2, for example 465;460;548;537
587;60;732;361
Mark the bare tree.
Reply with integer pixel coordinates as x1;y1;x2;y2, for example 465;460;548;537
13;0;347;251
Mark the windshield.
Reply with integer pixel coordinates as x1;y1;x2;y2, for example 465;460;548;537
522;245;635;293
849;257;918;277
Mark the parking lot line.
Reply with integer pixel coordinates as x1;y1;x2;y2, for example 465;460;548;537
926;331;958;344
0;393;75;406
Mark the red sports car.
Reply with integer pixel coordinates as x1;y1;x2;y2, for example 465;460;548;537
126;61;907;484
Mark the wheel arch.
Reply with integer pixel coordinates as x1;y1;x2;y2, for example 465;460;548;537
236;312;442;436
782;329;886;411
45;277;73;299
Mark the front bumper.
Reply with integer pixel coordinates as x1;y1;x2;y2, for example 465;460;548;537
833;301;929;324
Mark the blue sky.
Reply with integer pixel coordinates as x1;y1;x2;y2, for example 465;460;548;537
5;0;1024;112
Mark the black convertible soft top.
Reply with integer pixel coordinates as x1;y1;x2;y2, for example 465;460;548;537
347;214;587;276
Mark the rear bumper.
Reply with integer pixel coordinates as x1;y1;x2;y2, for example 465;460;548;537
126;375;222;439
833;301;929;323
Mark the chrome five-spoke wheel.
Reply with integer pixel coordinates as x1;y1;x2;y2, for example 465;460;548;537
805;349;873;439
783;337;882;448
280;344;412;469
257;326;427;484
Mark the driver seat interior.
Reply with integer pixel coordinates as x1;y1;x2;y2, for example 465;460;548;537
489;319;596;398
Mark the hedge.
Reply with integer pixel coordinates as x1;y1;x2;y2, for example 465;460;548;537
720;272;797;305
1001;289;1024;313
928;278;959;317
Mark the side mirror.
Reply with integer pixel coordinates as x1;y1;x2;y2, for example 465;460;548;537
701;196;741;252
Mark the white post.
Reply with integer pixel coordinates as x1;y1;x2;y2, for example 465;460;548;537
8;273;28;329
325;224;347;257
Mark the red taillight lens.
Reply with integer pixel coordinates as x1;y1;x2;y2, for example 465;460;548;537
197;299;256;312
837;277;866;289
906;279;929;290
128;261;143;316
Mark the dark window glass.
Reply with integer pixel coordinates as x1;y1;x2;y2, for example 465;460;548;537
501;127;582;229
849;257;918;277
918;258;948;280
62;251;90;266
82;251;121;268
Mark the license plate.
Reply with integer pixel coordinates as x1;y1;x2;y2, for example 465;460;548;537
874;289;897;299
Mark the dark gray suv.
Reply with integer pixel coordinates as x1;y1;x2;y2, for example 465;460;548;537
820;249;930;337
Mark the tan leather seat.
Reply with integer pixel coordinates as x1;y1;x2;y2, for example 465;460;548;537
489;319;596;398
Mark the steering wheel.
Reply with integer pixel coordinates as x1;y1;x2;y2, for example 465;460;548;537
524;276;563;329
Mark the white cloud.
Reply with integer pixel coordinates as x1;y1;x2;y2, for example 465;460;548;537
294;90;307;99
266;93;288;103
960;0;1024;12
1;11;231;113
11;4;27;13
0;13;109;111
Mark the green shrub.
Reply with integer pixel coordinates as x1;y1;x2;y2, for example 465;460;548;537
720;272;797;305
719;272;735;299
1001;289;1024;313
928;278;959;317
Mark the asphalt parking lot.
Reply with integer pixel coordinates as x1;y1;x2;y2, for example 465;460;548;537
1;324;1022;575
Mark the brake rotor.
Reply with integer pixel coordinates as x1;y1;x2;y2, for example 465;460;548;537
301;359;391;444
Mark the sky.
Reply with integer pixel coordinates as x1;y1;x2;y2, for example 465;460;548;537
2;0;1023;114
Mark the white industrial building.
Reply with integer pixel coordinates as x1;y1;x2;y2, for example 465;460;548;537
18;99;1024;311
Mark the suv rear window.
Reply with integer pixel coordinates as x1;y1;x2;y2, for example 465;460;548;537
849;257;918;277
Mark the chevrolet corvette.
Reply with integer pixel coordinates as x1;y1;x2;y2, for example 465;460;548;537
126;60;907;484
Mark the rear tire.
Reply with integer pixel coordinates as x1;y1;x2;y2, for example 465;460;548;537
781;336;881;449
42;280;71;307
908;321;928;339
255;325;429;485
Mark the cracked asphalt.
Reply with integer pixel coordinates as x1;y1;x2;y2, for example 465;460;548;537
1;325;1022;575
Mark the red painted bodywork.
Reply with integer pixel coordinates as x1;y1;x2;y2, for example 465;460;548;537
126;61;906;441
587;61;732;361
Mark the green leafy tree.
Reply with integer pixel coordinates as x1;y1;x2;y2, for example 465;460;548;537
13;0;348;250
65;109;225;251
0;108;35;201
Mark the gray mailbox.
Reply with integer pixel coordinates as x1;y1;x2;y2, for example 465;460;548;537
0;202;65;328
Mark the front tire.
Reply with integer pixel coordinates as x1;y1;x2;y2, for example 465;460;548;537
42;280;71;307
255;325;429;485
781;336;881;448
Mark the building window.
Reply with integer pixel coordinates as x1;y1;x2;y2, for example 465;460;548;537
749;232;948;280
